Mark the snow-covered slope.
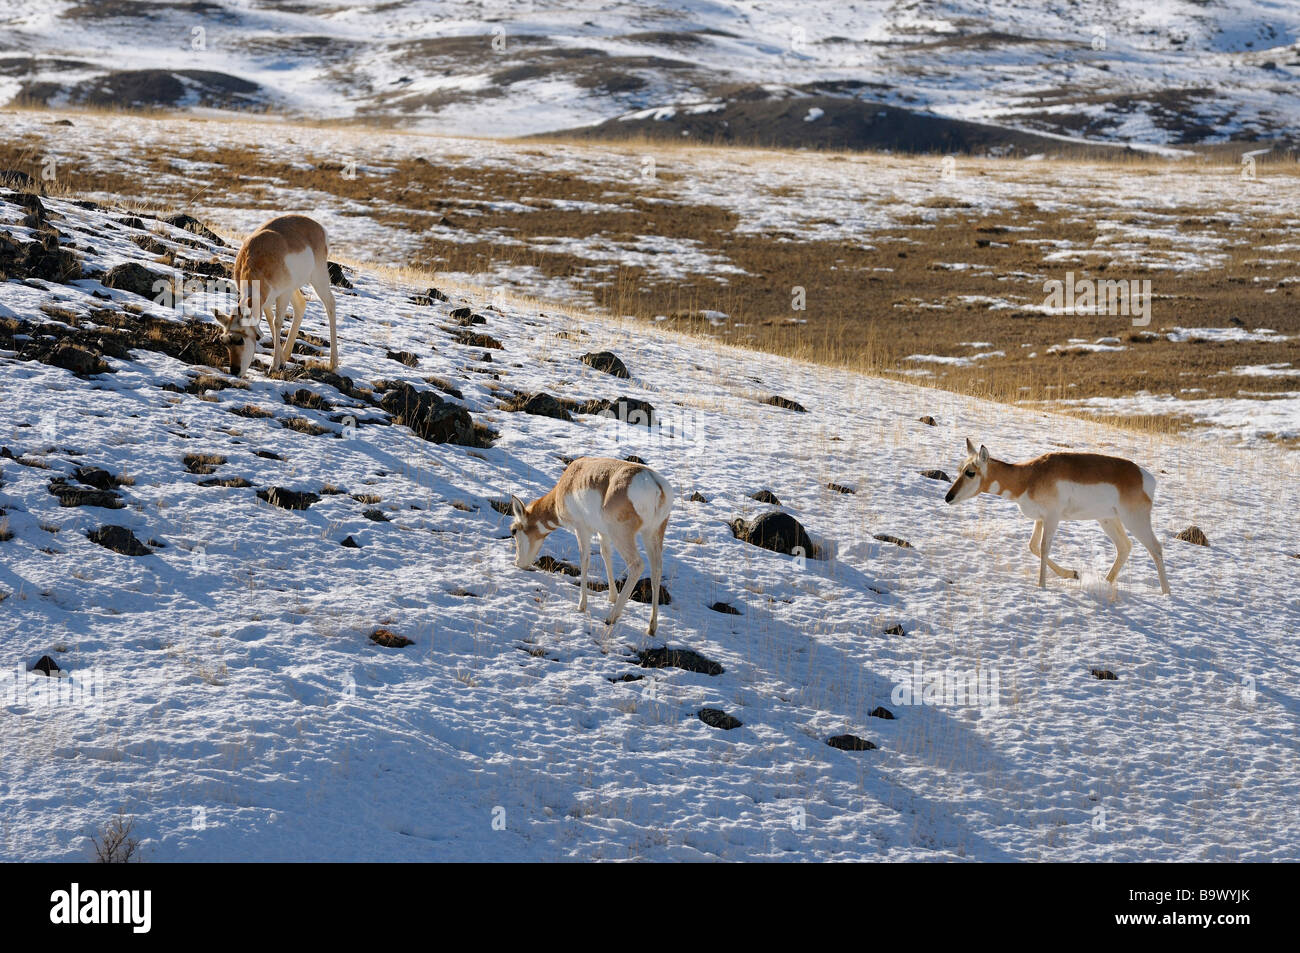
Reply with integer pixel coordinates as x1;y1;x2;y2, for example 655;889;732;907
1;190;1298;860
2;1;1298;147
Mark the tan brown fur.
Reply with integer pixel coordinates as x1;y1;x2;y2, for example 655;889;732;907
510;457;675;635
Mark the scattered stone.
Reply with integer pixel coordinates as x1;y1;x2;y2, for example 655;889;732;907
730;511;814;557
35;341;111;376
609;673;644;683
370;628;413;648
686;491;709;503
451;329;503;350
627;578;670;605
636;647;724;676
698;708;743;730
379;382;490;446
709;601;741;615
827;482;855;494
411;287;449;305
919;415;937;426
827;734;876;751
160;213;226;246
341;535;361;548
1091;669;1118;681
0;169;37;190
1176;525;1209;546
763;395;806;413
103;262;166;298
386;349;420;367
580;395;655;427
73;466;121;490
327;261;353;288
0;228;80;282
581;350;630;378
874;534;913;549
502;391;574;422
31;655;60;676
279;389;333;412
363;508;390;522
256;487;320;511
882;623;906;636
48;479;123;509
86;525;151;555
197;477;252;488
870;706;895;720
921;469;951;482
749;489;781;505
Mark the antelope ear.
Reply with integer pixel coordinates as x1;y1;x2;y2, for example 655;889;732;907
510;495;526;519
965;437;976;455
978;445;989;465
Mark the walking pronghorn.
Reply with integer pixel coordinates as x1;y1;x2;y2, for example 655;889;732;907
944;439;1170;594
212;214;338;376
509;457;675;635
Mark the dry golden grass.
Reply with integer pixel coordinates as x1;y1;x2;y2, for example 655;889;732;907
4;106;1298;443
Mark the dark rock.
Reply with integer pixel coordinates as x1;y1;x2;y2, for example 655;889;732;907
73;466;120;490
609;673;644;683
44;341;110;376
764;395;806;412
627;577;670;605
534;554;580;576
882;623;906;636
386;349;419;367
256;487;320;511
504;391;574;421
698;708;743;730
1091;669;1118;680
919;415;937;426
827;734;876;751
31;655;60;676
827;482;856;494
730;511;814;557
581;396;655;427
103;262;166;299
48;479;123;509
411;287;449;304
183;453;226;475
197;477;252;488
709;601;741;615
86;525;151;555
749;489;781;505
0;229;81;282
281;388;333;411
921;469;951;482
686;491;709;503
636;647;724;676
363;508;390;522
341;535;361;548
451;328;503;349
1176;525;1209;546
160;213;226;246
379;382;484;446
623;455;645;464
581;350;630;378
320;261;352;288
370;628;412;648
0;169;37;190
869;706;895;720
449;307;473;322
874;534;912;548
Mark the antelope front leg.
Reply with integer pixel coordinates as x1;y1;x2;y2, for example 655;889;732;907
1038;517;1059;589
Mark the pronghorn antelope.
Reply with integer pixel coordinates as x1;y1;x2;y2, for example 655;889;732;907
944;439;1171;594
212;214;338;376
509;457;675;635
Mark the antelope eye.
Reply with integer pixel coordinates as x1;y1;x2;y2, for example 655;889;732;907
965;469;976;478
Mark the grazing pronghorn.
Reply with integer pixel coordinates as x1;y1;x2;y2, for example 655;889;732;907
509;457;675;635
212;214;337;376
944;439;1170;594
